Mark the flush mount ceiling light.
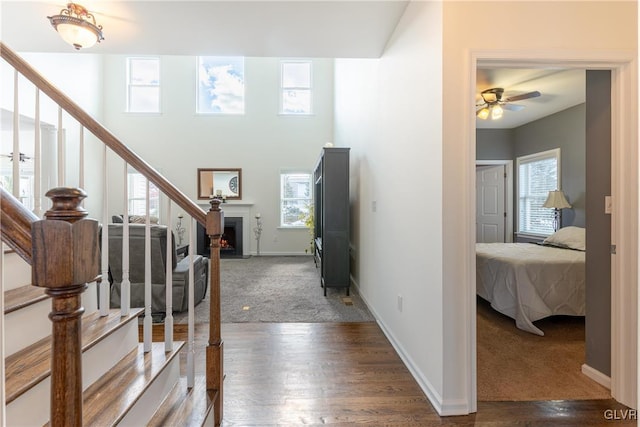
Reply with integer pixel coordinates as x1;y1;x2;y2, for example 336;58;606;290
48;3;104;50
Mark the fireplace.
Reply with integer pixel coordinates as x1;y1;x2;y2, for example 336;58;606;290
197;217;244;258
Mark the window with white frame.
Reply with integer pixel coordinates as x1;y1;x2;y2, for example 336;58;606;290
517;148;560;237
197;56;245;114
126;57;160;113
281;61;312;114
128;170;160;217
280;172;312;227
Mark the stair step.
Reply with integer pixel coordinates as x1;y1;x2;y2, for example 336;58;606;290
81;341;185;427
5;308;143;404
148;375;216;427
4;284;47;315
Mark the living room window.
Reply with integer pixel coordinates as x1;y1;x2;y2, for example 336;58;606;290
280;60;312;115
126;57;160;113
197;56;245;114
517;148;560;237
280;172;312;227
128;170;160;217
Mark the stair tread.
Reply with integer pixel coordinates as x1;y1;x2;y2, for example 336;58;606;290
5;308;143;404
81;341;185;427
4;284;48;314
148;375;216;427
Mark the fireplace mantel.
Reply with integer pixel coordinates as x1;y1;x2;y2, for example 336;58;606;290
198;201;254;257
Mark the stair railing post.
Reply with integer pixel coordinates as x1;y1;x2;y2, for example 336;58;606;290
31;187;100;427
206;198;224;426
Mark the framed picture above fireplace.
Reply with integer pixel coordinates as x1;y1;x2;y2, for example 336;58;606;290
197;168;242;200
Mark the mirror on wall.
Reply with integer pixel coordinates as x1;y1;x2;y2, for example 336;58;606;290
197;168;242;200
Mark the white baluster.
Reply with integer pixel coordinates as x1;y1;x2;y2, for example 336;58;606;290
79;126;85;191
12;70;19;199
164;202;174;350
143;179;152;352
0;245;5;427
57;107;65;186
121;162;130;316
100;145;109;316
33;89;42;218
187;216;195;388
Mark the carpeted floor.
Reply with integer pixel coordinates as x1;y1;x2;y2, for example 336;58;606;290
173;256;374;324
476;296;611;401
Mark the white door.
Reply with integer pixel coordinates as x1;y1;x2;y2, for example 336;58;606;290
476;164;506;243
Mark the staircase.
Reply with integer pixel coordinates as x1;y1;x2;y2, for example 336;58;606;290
1;43;223;426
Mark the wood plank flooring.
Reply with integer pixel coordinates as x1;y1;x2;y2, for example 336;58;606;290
145;322;634;426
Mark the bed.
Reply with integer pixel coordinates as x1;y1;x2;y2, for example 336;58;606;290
476;226;586;336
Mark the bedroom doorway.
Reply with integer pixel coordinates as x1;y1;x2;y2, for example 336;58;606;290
468;53;637;411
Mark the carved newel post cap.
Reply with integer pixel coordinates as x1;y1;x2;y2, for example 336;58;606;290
206;198;224;236
209;198;221;212
32;187;99;289
44;187;88;223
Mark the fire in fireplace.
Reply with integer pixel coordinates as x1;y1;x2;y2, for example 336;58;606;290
197;217;243;258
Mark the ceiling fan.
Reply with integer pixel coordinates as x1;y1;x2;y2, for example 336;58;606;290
0;152;33;162
476;87;541;120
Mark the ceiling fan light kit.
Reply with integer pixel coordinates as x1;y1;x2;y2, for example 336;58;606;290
48;3;104;50
476;87;541;120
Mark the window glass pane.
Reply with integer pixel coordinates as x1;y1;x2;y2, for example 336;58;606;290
280;172;312;227
282;90;311;114
517;152;558;236
198;57;245;114
127;172;160;217
129;86;160;113
130;58;160;85
282;62;311;87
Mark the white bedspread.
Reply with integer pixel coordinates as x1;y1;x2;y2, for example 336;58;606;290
476;243;585;336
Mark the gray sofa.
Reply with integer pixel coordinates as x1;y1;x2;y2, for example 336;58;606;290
105;224;208;314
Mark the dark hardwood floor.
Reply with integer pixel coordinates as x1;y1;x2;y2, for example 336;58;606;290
146;322;634;426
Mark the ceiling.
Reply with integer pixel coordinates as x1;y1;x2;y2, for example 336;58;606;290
476;68;586;129
1;2;584;128
1;1;408;57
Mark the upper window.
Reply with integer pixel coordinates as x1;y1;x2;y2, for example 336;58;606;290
197;57;245;114
280;172;312;227
281;61;312;115
128;170;160;217
126;57;160;113
517;148;560;237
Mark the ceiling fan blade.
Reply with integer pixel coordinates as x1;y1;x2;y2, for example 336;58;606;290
504;91;541;102
502;103;525;112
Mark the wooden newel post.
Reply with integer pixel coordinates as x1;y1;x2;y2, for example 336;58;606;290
31;188;100;427
206;198;224;426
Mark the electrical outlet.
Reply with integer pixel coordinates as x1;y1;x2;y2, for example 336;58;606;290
397;294;403;312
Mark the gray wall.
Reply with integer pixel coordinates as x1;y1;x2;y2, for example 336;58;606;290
512;104;586;229
585;70;612;376
476;129;513;160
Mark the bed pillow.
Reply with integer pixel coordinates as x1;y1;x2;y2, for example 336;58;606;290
543;226;586;251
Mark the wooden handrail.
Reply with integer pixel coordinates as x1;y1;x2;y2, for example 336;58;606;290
0;187;38;264
0;42;206;226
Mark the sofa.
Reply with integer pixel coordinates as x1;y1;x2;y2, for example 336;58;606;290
105;224;208;314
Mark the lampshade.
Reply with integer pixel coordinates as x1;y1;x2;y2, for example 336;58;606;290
543;190;571;209
48;3;104;50
491;104;503;120
476;107;490;120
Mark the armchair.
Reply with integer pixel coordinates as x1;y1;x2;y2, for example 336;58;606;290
106;224;208;314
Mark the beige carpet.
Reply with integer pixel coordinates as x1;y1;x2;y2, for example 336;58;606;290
477;297;610;401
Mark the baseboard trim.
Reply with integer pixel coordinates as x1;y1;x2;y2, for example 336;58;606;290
351;276;468;416
582;364;611;390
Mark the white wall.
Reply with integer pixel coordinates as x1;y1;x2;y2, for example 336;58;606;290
101;56;334;255
335;0;446;411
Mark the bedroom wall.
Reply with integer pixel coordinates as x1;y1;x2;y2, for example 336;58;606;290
476;129;513;160
585;70;612;377
513;103;586;229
